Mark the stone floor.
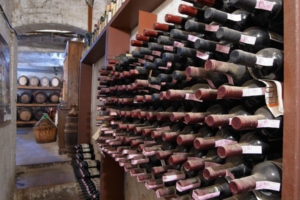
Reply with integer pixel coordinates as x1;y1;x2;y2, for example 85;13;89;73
16;128;69;166
15;162;84;200
15;128;84;200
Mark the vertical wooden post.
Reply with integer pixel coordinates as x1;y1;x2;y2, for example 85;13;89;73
88;5;93;32
282;0;300;199
78;63;92;144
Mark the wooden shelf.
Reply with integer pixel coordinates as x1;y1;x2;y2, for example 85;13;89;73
17;121;37;125
80;0;166;65
17;103;59;107
17;86;61;90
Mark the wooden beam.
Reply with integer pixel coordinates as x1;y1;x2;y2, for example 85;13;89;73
78;63;92;144
282;0;300;199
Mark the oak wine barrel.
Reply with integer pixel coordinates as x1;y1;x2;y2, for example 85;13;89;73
19;92;32;104
29;76;40;86
34;91;47;103
40;77;50;87
19;108;32;121
49;92;60;103
18;75;29;86
51;77;60;87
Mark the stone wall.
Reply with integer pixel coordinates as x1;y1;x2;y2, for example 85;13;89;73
12;0;107;34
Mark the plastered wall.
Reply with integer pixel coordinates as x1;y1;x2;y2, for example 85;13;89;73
0;0;18;199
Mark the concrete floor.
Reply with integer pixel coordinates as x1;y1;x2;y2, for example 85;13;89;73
16;128;70;166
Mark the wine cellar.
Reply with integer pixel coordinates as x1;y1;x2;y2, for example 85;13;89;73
0;0;299;199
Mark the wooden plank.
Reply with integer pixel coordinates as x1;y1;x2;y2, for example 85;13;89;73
78;63;92;144
282;0;300;199
111;0;166;31
100;154;125;200
17;121;37;125
17;86;61;90
81;0;166;65
106;26;131;60
138;10;157;34
17;103;59;107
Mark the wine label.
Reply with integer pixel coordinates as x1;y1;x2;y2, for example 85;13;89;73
188;34;200;42
163;45;174;51
255;0;275;11
196;51;210;60
242;88;266;97
259;80;284;117
241;146;262;154
162;173;186;182
185;93;203;102
176;181;201;192
205;24;220;32
174;41;185;48
256;181;281;191
256;56;275;66
88;168;99;177
227;13;242;22
104;130;114;134
152;50;161;57
257;119;281;128
240;34;257;45
148;84;161;90
138;58;145;64
215;44;231;54
215;139;237;147
145;55;154;61
193;191;220;200
100;127;109;131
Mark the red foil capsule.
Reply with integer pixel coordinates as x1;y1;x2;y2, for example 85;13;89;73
154;22;170;31
165;14;183;25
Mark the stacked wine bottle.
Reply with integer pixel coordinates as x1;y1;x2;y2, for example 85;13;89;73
96;0;283;199
72;144;100;200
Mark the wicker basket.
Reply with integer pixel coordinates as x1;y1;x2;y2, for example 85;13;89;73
34;115;57;143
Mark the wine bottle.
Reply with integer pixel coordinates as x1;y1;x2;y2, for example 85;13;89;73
178;4;205;21
165;14;189;26
216;27;283;52
217;80;266;110
217;132;270;164
192;177;233;199
204;8;252;31
185;66;228;88
205;59;251;86
184;104;226;124
203;156;251;181
228;0;283;33
205;105;250;128
229;48;283;80
193;128;239;150
167;84;210;101
231;106;282;137
229;160;282;194
194;38;233;61
177;126;215;146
